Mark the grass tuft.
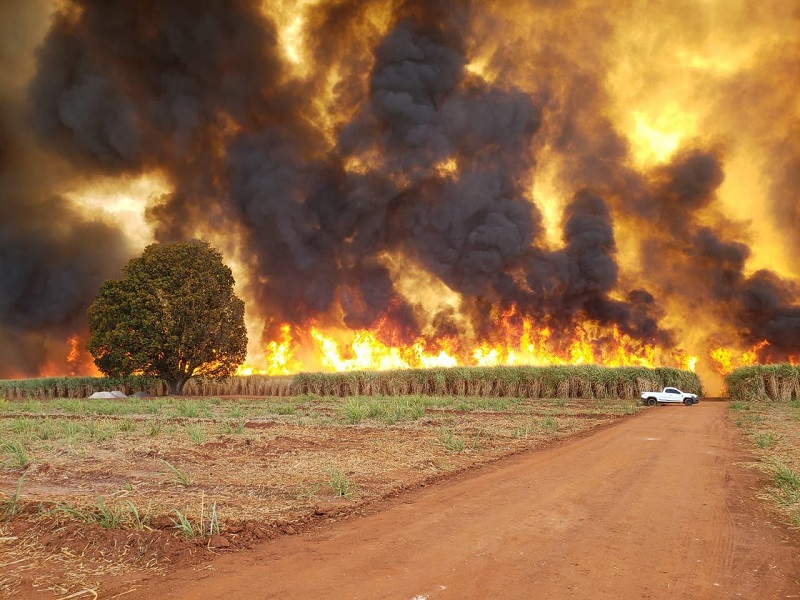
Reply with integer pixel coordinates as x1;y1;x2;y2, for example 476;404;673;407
220;419;246;434
753;432;777;449
51;496;146;529
0;473;26;521
541;416;559;433
2;441;30;469
770;460;800;507
326;466;355;498
148;418;166;437
439;429;466;453
184;423;206;445
512;425;531;439
343;399;369;424
160;459;193;486
171;509;196;538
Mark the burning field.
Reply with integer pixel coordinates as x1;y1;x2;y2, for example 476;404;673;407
0;0;798;392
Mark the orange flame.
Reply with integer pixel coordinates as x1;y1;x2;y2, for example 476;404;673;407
709;340;765;375
238;304;693;376
56;313;717;381
66;336;80;376
670;349;699;373
51;335;102;378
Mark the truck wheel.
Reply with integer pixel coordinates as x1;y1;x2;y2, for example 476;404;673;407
684;398;692;406
647;397;656;406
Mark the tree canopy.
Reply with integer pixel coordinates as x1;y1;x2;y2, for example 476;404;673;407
87;240;247;394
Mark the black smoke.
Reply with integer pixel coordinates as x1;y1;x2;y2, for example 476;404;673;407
0;0;131;376
634;149;800;358
3;0;797;377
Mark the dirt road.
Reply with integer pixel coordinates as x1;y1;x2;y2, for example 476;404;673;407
129;401;800;599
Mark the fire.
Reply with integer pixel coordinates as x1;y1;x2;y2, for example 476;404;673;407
671;349;699;373
67;336;80;376
709;340;771;375
38;335;104;379
7;1;797;391
66;336;102;378
435;157;459;179
237;306;687;376
37;361;61;378
237;323;302;376
313;328;409;371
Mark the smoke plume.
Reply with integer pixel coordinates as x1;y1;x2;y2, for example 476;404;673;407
1;0;797;385
0;0;131;376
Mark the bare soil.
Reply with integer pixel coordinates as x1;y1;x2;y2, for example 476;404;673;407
2;401;798;598
113;402;800;598
0;397;633;597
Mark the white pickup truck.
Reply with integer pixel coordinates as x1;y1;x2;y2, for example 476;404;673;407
640;387;699;406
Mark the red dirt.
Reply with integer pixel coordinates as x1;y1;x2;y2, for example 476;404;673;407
92;401;800;599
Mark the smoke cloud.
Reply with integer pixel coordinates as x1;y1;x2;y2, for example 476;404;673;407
0;0;131;376
1;0;798;380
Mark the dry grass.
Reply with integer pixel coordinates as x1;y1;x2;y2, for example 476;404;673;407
730;400;800;527
0;394;643;597
0;520;161;599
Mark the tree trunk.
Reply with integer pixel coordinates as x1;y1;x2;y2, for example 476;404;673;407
166;375;190;395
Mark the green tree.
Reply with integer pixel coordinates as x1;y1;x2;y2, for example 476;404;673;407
87;240;247;395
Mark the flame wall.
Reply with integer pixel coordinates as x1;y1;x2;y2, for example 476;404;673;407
0;0;797;392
